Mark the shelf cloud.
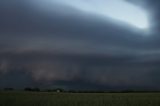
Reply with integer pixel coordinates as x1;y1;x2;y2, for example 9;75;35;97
0;0;160;90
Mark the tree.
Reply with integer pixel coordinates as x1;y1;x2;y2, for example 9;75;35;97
4;88;14;91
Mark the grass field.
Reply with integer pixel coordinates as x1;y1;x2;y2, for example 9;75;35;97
0;92;160;106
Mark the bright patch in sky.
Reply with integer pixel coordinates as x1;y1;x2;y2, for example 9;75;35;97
54;0;149;29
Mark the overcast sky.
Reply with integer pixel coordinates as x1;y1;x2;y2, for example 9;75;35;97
0;0;160;90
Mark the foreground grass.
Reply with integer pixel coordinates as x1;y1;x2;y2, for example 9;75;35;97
0;92;160;106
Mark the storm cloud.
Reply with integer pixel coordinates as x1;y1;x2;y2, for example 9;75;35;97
0;0;160;90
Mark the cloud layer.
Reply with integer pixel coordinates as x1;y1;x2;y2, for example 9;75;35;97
0;0;160;90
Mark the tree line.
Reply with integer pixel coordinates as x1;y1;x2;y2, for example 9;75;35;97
1;87;160;93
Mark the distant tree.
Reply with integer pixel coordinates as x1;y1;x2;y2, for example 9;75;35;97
4;88;14;91
46;88;64;92
32;88;40;92
24;87;32;91
24;87;40;92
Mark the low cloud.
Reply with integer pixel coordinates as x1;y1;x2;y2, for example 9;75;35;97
0;51;160;89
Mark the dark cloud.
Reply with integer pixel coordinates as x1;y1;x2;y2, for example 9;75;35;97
0;0;160;90
0;51;160;90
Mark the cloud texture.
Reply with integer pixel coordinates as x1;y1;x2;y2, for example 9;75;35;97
0;0;160;90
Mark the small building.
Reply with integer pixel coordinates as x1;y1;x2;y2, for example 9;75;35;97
56;89;61;93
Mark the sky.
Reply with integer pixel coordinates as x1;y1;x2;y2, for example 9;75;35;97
0;0;160;90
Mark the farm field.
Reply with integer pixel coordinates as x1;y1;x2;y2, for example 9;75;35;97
0;92;160;106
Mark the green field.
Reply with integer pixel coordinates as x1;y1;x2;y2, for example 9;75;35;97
0;92;160;106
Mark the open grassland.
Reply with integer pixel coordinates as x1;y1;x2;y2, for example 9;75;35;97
0;92;160;106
